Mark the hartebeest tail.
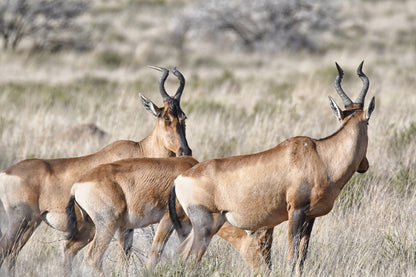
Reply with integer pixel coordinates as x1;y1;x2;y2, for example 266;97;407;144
65;196;77;241
168;185;186;238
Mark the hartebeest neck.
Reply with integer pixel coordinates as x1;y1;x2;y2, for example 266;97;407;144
139;122;175;158
316;113;368;189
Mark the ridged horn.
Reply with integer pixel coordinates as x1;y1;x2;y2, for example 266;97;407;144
148;65;171;102
334;62;353;107
355;60;369;106
172;66;185;101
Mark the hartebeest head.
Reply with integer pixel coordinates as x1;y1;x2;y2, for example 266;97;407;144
141;66;192;156
328;61;375;174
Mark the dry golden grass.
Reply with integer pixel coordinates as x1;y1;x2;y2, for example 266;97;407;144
0;0;415;276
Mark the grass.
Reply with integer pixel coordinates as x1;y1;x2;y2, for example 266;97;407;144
0;0;415;276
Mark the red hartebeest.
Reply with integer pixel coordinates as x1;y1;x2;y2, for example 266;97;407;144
169;61;375;275
0;66;191;272
64;167;272;274
65;156;199;276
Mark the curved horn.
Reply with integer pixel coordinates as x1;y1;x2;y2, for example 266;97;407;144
355;60;369;106
148;65;171;102
334;62;353;107
172;66;185;101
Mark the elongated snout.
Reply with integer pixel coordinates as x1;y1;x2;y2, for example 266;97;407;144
176;122;192;156
177;146;192;156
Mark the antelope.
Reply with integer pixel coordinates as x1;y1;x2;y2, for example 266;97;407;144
0;66;191;272
65;156;199;276
64;165;272;274
169;61;375;275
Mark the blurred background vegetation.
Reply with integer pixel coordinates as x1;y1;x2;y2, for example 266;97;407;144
0;0;415;276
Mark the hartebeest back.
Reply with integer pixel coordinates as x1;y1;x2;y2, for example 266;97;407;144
0;66;191;272
169;61;375;275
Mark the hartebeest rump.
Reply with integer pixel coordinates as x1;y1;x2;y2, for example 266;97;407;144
0;66;191;272
65;156;198;276
169;62;375;275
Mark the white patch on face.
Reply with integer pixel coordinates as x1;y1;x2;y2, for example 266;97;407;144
304;142;308;147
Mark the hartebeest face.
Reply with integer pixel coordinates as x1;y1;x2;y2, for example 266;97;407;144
158;100;190;156
141;66;192;156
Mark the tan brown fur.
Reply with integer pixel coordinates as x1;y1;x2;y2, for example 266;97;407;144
0;66;191;273
170;62;375;275
66;156;198;276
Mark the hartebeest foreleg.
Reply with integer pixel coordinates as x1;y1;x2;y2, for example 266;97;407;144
146;207;192;270
116;228;134;265
287;208;305;274
145;213;174;269
297;218;315;273
215;224;273;269
254;227;274;269
287;207;315;276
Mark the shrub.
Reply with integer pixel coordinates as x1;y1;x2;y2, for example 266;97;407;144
171;0;340;52
0;0;90;52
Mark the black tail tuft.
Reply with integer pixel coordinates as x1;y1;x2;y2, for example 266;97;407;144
168;185;186;238
65;195;78;240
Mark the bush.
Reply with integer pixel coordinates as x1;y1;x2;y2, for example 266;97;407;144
0;0;90;52
171;0;340;52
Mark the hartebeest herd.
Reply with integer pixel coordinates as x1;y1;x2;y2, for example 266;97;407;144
0;61;375;276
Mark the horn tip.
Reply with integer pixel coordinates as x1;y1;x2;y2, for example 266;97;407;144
147;65;168;73
357;60;365;76
335;62;344;77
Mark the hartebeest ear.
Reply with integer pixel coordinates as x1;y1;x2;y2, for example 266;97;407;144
328;96;343;122
366;96;375;120
140;94;163;117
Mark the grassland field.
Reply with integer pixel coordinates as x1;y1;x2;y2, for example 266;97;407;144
0;0;415;276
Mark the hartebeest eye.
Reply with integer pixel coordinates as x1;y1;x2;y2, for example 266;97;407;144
164;116;172;123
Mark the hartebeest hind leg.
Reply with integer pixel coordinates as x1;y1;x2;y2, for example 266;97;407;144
86;221;120;277
183;207;226;261
0;205;41;272
63;219;95;276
